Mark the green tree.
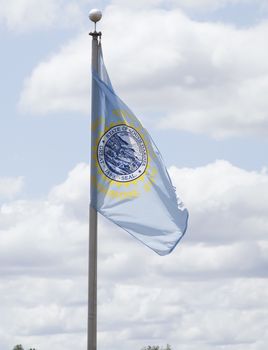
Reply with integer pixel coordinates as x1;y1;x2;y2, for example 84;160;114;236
142;345;171;350
12;346;37;350
13;346;24;350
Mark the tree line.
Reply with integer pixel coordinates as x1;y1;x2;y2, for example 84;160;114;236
13;344;172;350
142;345;172;350
13;346;36;350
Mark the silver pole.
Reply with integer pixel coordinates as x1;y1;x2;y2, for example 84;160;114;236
88;9;102;350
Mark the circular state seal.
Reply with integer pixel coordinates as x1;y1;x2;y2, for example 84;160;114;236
97;124;148;182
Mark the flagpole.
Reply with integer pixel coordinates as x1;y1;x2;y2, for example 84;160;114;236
88;9;102;350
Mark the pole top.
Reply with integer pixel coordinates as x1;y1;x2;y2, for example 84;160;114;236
89;9;102;23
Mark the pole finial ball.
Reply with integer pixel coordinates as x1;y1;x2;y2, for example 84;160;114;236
89;9;102;23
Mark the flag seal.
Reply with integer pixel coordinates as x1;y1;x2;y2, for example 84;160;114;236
97;124;148;182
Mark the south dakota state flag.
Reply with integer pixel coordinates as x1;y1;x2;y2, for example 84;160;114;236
91;44;188;256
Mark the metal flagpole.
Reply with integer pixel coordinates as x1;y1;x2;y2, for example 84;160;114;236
88;9;102;350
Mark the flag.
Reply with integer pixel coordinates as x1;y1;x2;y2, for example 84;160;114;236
91;44;188;256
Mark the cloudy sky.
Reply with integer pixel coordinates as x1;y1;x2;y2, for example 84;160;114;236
1;0;268;349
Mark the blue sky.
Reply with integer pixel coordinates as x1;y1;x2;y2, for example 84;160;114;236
1;0;268;195
1;0;268;198
1;1;268;350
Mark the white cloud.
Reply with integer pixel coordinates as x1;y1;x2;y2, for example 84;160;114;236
170;0;234;10
111;0;268;12
1;160;268;349
170;160;268;243
0;176;24;199
19;6;268;138
0;0;84;31
167;0;265;12
19;34;90;115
